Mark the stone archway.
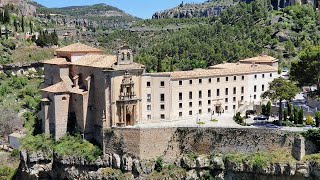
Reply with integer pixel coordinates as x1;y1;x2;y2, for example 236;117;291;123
126;114;132;126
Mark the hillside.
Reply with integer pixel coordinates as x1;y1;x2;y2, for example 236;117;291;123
98;1;320;73
152;0;315;19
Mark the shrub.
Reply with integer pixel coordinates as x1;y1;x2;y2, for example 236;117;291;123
54;134;102;161
306;115;314;125
0;166;16;180
233;112;244;124
21;134;54;153
155;156;164;172
8;76;27;89
303;129;320;148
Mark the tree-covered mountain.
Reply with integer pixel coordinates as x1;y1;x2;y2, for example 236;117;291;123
98;0;320;73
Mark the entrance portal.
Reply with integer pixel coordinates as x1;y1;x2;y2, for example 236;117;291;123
126;114;131;126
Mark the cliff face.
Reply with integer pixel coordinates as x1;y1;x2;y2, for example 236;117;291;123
15;151;320;180
0;0;36;15
152;0;315;19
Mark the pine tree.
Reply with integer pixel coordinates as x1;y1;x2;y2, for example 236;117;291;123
29;20;33;34
13;18;17;32
3;7;10;24
21;15;25;32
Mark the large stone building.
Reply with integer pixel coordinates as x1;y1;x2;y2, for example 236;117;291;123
39;43;278;143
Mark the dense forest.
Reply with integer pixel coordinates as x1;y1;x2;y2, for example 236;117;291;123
98;0;320;72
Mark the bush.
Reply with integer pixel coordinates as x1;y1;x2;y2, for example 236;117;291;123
0;166;16;180
155;157;164;172
54;134;102;161
8;76;27;89
306;115;314;125
21;134;54;153
303;129;320;148
233;112;244;124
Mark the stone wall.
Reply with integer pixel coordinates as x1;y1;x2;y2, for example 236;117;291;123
104;127;318;162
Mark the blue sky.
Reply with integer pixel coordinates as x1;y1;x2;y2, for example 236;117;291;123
34;0;205;19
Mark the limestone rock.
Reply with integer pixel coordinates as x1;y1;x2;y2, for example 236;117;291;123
140;159;155;174
211;156;225;170
296;162;310;177
121;154;133;171
186;169;198;180
181;156;197;169
196;155;210;169
132;159;143;175
112;153;121;169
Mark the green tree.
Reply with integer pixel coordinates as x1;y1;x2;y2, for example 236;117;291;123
266;101;271;117
287;103;292;117
29;20;33;34
261;78;300;125
293;107;299;124
283;109;288;122
13;18;18;32
21;15;25;32
290;46;320;92
315;111;320;127
3;7;10;24
261;104;266;115
298;108;304;124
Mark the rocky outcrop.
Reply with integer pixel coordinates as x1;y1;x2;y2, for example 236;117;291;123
15;151;320;180
152;0;315;19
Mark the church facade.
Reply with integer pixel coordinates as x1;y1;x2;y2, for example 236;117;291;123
39;43;278;143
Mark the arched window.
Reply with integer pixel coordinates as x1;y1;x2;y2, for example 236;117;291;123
122;52;125;61
62;97;67;100
127;52;131;61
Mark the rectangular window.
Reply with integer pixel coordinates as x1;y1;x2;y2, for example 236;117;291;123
233;97;236;102
199;101;202;107
262;74;265;78
189;102;192;108
254;85;257;93
233;105;236;110
225;106;228;111
226;77;229;82
189;92;192;99
234;76;237;81
241;96;244;101
241;87;244;94
160;104;165;110
217;89;220;96
179;80;183;86
225;88;228;96
160;94;165;102
160;81;165;87
254;75;257;79
208;100;211;105
147;81;151;87
208;78;212;83
147;94;151;102
208;90;211;97
179;103;183;109
233;87;236;95
161;114;165;119
217;78;220;82
189;111;193;115
262;85;265;91
147;115;151;120
208;108;211;113
179;112;182;117
225;98;228;103
199;91;202;99
199;109;202;114
254;95;257;99
199;79;202;84
270;73;273;77
189;80;193;85
242;76;244;80
179;92;182;101
147;105;151;111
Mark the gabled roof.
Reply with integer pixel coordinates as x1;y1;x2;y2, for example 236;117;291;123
240;55;278;63
43;58;69;65
55;43;103;53
145;63;277;80
72;54;117;68
42;81;70;93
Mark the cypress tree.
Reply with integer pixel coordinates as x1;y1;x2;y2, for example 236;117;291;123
21;15;25;32
298;108;304;125
3;7;10;24
29;20;33;34
13;18;17;32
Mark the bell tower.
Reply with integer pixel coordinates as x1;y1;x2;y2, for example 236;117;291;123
117;45;133;65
